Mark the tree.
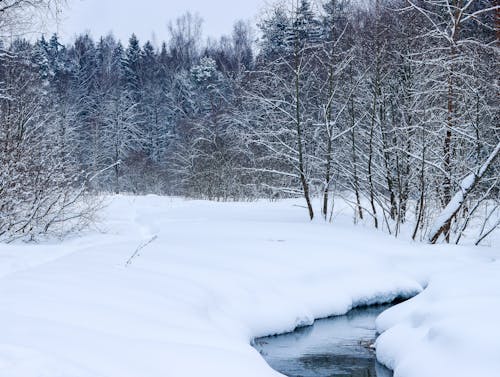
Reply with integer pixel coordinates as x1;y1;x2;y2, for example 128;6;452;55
0;41;96;241
101;91;143;193
168;12;203;70
405;0;500;242
247;0;321;219
316;0;353;219
0;0;65;37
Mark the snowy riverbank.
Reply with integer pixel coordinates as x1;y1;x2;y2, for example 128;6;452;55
0;196;498;377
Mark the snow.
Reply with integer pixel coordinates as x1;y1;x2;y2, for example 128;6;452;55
0;195;498;377
376;257;500;377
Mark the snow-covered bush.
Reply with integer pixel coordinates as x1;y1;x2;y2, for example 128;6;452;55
0;44;99;242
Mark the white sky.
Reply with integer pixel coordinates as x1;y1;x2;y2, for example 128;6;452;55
55;0;271;45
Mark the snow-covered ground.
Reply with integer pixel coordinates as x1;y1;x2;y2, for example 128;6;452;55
0;195;498;377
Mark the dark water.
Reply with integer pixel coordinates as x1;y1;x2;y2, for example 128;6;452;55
253;305;393;377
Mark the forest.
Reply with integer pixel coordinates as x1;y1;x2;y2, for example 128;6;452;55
1;0;499;243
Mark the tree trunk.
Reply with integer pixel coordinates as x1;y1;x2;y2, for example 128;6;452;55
429;142;500;244
294;27;314;220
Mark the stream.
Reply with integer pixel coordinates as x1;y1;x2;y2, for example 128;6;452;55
253;304;394;377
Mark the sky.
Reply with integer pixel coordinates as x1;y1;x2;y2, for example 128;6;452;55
55;0;270;44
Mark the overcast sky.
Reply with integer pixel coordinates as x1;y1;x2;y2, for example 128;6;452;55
55;0;270;44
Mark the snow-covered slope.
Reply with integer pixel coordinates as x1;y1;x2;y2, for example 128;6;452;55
0;196;497;377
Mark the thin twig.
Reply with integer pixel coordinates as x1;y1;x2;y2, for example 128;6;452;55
125;235;158;267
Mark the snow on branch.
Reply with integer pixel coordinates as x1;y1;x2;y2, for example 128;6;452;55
428;142;500;244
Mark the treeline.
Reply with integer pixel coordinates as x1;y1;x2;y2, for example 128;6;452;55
1;0;499;243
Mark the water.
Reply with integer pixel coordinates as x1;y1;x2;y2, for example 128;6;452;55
253;305;394;377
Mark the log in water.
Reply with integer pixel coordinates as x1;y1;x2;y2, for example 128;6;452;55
253;305;393;377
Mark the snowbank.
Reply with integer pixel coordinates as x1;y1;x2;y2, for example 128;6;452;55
0;196;497;377
376;257;500;377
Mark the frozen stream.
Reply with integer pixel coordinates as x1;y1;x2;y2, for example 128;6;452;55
253;305;394;377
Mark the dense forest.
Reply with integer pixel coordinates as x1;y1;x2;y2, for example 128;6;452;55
0;0;499;243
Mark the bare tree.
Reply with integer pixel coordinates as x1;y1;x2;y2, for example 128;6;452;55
0;0;65;37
